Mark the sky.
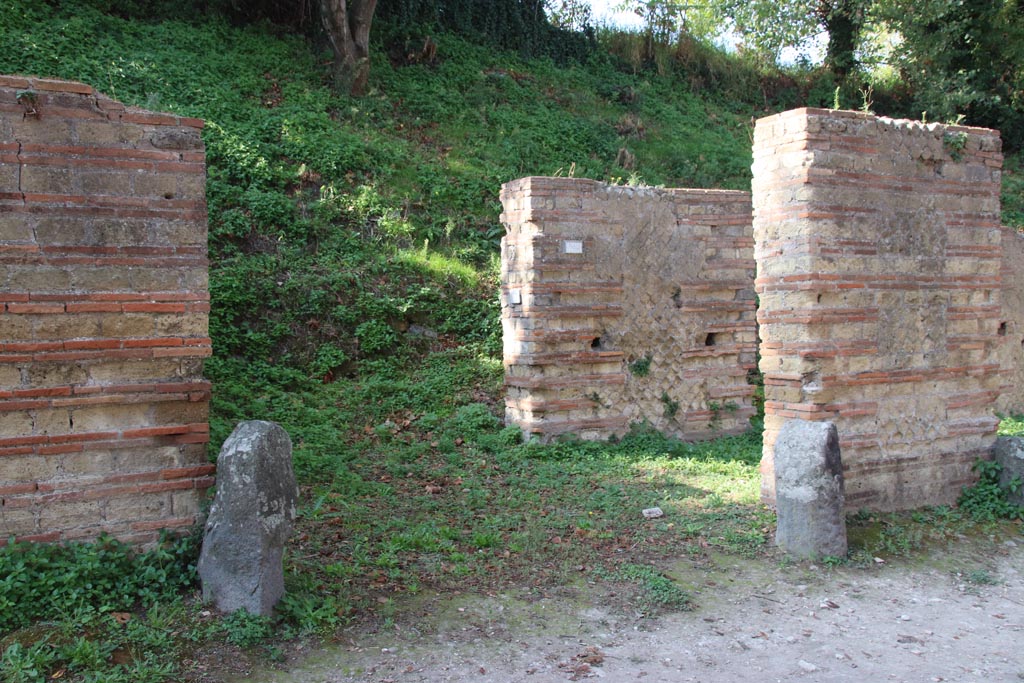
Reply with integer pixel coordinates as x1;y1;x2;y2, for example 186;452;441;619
586;0;643;29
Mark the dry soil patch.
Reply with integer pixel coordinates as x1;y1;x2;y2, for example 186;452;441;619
232;540;1024;683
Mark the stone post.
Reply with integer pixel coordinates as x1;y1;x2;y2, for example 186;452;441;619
198;421;298;616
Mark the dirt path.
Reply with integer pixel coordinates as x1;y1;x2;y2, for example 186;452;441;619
237;540;1024;683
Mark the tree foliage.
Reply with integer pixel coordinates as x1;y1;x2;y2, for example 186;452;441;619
618;0;1023;147
546;0;594;31
375;0;595;61
874;0;1024;147
620;0;869;79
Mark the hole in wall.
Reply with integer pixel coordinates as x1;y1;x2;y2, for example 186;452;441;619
671;286;682;308
816;293;822;304
705;333;717;346
998;321;1007;336
590;337;602;349
163;192;175;200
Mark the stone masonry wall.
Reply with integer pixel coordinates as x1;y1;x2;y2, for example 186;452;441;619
752;108;1004;510
0;76;212;545
996;227;1024;415
500;177;757;441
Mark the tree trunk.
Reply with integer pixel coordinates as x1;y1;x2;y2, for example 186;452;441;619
821;0;864;82
318;0;378;96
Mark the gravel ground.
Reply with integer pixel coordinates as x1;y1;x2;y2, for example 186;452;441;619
232;539;1024;683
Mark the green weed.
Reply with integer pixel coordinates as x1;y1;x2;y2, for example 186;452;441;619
219;611;275;648
629;355;653;377
998;413;1024;437
597;563;691;614
966;569;999;585
958;459;1024;522
0;531;198;635
1;641;56;683
943;131;969;161
660;391;680;419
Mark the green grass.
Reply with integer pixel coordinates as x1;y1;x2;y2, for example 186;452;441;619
234;355;768;624
289;414;768;616
595;562;692;614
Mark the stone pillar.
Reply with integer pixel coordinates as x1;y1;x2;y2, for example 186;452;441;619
199;421;297;616
0;75;211;545
993;436;1024;507
753;109;1003;510
774;419;847;559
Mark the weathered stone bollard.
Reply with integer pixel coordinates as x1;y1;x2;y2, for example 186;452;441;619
198;421;298;616
994;436;1024;507
774;419;847;559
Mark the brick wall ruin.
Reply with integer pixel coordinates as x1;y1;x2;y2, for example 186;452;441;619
752;108;1004;510
997;227;1024;415
0;76;212;545
500;177;758;441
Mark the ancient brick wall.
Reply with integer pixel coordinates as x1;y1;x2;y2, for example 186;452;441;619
997;227;1024;416
500;177;757;441
752;108;1004;510
0;76;212;545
